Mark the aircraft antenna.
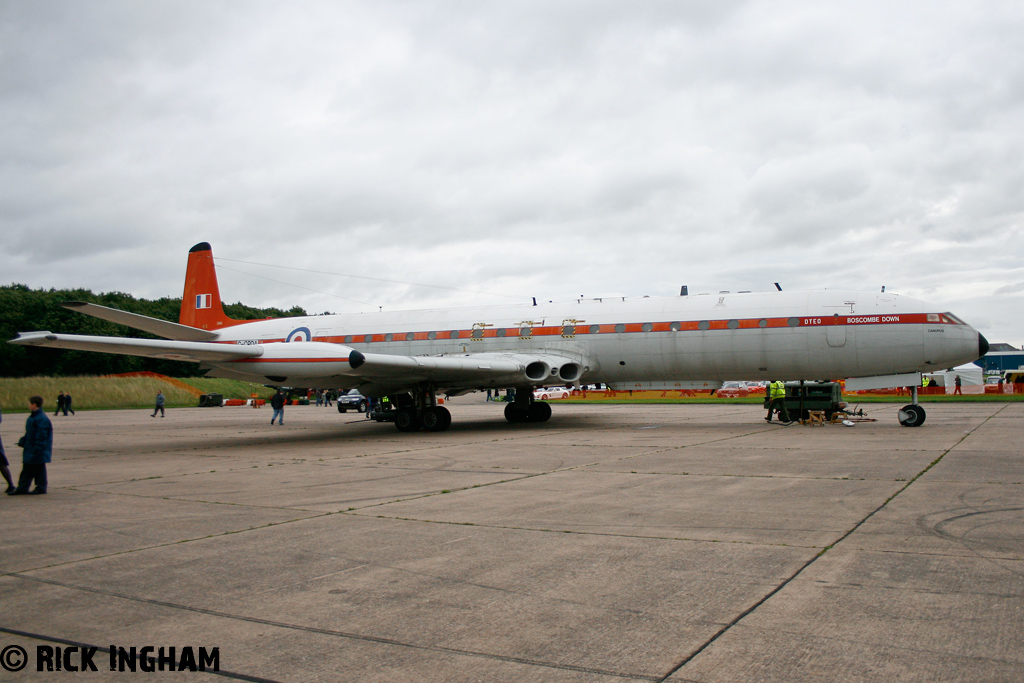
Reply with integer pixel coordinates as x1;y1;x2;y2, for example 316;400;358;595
216;257;530;302
215;264;373;306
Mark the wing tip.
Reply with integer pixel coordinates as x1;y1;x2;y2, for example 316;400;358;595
8;331;55;345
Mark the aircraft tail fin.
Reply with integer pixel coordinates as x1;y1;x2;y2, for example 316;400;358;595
179;242;240;330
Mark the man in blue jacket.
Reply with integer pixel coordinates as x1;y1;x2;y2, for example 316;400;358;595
270;389;285;425
8;395;53;495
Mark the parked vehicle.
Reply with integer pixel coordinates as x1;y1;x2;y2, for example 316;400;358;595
337;388;368;413
716;381;748;398
533;387;571;400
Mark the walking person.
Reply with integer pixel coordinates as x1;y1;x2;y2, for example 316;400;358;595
55;391;66;416
0;407;17;494
8;395;52;495
765;380;791;423
151;391;165;417
270;390;285;425
954;374;963;395
64;391;75;415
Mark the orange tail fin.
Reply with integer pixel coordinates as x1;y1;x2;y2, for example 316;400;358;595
179;242;239;330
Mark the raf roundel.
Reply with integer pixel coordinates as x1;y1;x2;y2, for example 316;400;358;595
286;327;312;343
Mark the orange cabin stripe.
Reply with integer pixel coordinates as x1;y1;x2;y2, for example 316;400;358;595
216;312;953;347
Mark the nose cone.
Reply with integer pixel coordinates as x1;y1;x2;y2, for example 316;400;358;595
978;333;990;359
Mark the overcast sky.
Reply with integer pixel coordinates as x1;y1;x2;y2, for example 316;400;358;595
2;1;1022;345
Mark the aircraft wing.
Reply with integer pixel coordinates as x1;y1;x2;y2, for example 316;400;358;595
61;302;219;341
347;351;526;384
220;347;584;385
9;331;261;363
10;330;585;388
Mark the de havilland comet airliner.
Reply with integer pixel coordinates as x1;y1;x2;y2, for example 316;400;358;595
10;243;988;431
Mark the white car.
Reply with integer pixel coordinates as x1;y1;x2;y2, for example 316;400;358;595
533;387;571;400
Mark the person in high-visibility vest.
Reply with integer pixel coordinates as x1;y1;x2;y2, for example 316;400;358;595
765;380;791;423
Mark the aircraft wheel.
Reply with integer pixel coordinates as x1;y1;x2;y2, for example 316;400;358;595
527;401;552;423
422;406;452;432
898;404;926;427
395;407;421;432
504;403;528;424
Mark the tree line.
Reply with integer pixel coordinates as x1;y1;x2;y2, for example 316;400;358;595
0;285;307;377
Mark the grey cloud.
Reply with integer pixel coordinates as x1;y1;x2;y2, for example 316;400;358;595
994;282;1024;295
1;0;1022;343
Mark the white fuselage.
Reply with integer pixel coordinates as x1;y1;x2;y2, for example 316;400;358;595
204;290;982;389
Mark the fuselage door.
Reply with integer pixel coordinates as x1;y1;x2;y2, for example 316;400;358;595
826;313;847;347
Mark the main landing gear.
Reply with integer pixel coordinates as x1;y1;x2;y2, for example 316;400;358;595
376;385;555;432
503;387;552;424
395;404;452;433
898;385;927;427
385;384;452;433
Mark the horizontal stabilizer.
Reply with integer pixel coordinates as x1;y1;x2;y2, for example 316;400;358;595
62;302;218;341
9;331;261;363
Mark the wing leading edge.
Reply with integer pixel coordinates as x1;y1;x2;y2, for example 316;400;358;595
9;331;262;363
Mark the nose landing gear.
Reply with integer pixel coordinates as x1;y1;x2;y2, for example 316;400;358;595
898;385;927;427
898;404;926;427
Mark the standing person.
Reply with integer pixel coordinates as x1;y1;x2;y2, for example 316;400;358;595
8;395;52;495
270;389;285;425
151;391;165;417
765;380;791;423
55;391;66;416
324;390;332;407
954;374;963;395
0;407;17;493
315;390;323;407
63;391;75;415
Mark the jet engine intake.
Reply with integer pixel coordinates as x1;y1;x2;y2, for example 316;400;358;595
522;355;584;383
558;362;582;382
